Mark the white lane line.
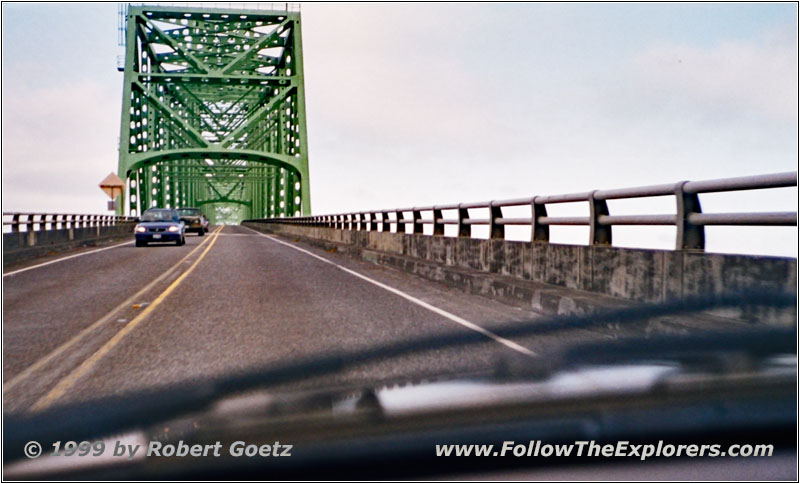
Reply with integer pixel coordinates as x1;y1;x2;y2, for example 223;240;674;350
3;240;134;277
241;226;536;357
30;227;223;411
3;229;221;394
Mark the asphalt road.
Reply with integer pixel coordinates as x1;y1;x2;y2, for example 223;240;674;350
3;225;593;414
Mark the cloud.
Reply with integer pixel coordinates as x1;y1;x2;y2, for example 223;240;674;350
299;9;796;256
303;4;494;150
625;23;798;124
1;77;121;212
2;4;795;256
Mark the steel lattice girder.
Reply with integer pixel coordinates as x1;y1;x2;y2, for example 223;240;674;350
117;4;310;222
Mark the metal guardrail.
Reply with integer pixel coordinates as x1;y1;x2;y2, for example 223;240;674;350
3;213;138;234
250;172;798;251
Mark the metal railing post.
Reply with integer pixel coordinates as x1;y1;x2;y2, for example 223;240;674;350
432;208;444;236
412;209;423;235
489;202;504;239
381;211;391;233
589;191;612;246
531;198;549;242
675;181;705;251
457;204;470;237
396;210;406;234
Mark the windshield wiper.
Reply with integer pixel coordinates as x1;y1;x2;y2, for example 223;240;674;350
4;290;795;462
505;325;796;379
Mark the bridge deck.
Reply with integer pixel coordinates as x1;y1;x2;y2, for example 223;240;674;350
2;225;611;414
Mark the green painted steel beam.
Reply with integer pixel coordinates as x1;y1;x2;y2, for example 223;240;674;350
117;3;310;221
138;73;293;84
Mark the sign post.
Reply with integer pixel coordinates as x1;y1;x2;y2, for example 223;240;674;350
99;172;126;212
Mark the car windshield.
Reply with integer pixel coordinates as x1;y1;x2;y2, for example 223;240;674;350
2;3;797;481
140;210;176;222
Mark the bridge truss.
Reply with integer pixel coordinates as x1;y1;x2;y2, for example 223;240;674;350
117;4;310;223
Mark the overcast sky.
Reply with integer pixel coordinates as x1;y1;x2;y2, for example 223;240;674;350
2;2;797;255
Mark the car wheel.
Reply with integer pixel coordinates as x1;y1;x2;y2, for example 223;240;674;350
198;229;205;236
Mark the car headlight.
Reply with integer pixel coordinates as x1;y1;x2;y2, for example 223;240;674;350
168;225;180;232
135;225;146;233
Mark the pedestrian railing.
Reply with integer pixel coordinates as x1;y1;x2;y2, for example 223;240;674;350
2;213;138;234
249;172;797;251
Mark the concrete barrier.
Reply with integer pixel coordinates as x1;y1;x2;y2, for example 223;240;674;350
243;222;796;325
3;223;136;266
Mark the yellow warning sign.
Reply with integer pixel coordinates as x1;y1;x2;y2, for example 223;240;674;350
99;172;125;199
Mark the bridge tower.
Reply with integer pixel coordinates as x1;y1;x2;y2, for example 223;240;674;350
117;4;310;223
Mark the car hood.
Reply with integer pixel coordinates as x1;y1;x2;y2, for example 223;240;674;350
139;221;180;228
372;364;678;416
5;358;795;480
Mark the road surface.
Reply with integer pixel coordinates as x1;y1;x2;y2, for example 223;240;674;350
3;225;594;414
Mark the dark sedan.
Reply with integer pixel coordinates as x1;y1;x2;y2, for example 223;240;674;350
176;207;209;236
134;208;186;247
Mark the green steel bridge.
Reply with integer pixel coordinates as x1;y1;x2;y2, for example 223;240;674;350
3;8;797;467
117;3;309;224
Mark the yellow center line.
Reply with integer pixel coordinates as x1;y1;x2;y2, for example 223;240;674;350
4;227;222;395
30;226;223;412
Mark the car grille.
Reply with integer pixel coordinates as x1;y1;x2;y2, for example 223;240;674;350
150;228;167;232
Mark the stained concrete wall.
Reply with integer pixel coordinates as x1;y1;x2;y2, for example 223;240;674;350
3;223;137;266
243;222;796;323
